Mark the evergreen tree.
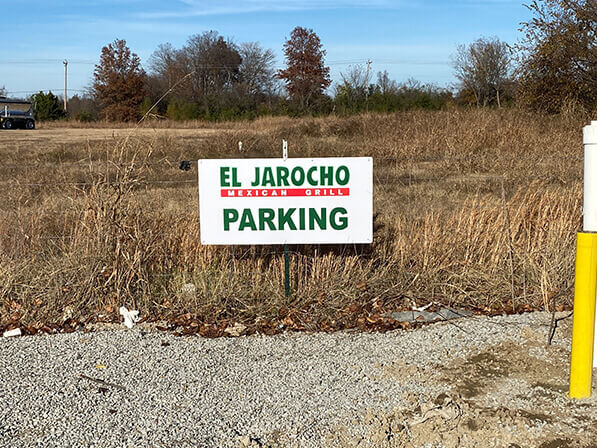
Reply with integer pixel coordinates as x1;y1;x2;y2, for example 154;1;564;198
31;91;65;120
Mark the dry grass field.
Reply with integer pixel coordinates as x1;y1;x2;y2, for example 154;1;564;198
0;109;588;334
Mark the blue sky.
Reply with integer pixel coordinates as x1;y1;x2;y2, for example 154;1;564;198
2;0;531;98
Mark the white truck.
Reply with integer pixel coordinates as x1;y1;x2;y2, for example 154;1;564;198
0;98;35;129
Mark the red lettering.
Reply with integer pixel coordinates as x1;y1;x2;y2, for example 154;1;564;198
220;188;350;197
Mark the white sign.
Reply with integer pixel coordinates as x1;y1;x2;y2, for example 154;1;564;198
198;157;373;245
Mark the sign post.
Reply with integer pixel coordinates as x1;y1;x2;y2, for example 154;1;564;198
284;243;290;298
282;140;290;298
198;156;373;296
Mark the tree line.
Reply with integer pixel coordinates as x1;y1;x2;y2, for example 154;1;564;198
31;0;596;121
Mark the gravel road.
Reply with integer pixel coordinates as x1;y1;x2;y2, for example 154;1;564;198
1;312;595;448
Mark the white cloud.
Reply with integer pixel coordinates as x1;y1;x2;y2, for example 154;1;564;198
137;0;403;19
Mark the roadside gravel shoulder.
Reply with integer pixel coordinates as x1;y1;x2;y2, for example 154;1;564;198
1;312;594;448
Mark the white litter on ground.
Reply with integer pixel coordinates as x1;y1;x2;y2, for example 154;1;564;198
3;328;21;338
119;307;140;329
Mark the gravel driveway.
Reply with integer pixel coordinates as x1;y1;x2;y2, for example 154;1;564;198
1;312;595;448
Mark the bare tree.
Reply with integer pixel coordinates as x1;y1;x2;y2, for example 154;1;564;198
452;37;511;107
148;43;183;90
182;31;242;102
334;64;368;111
238;42;276;96
376;71;398;95
148;31;244;117
341;65;367;95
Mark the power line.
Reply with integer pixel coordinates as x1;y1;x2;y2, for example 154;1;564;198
0;58;453;98
7;89;88;94
328;59;449;66
0;59;95;65
374;59;449;65
0;58;449;67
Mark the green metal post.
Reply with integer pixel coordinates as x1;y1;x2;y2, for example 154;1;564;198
284;244;290;298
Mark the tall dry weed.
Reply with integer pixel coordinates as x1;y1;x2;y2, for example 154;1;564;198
0;109;588;331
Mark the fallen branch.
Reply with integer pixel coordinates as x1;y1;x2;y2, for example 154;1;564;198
79;374;127;391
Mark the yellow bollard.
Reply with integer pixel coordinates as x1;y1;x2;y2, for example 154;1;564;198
569;232;597;399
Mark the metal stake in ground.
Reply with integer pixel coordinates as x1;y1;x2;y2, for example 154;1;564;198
284;244;291;298
282;139;291;298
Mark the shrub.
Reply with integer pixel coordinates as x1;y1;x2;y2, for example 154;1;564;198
166;99;200;121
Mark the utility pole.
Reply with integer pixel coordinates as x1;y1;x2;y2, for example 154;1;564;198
63;60;68;113
365;59;372;112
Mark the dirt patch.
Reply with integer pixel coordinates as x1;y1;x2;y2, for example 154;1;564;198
327;394;560;447
0;127;219;148
441;339;568;399
327;323;597;447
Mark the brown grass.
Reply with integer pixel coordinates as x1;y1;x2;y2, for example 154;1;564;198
0;109;588;333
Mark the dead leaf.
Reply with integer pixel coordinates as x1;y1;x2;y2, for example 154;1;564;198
372;300;384;310
345;303;361;314
22;325;38;335
199;324;220;338
281;316;294;327
224;322;247;337
366;314;381;324
181;327;198;336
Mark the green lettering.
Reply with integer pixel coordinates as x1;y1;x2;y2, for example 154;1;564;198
251;167;260;186
239;209;257;231
220;167;231;187
336;166;350;185
320;166;333;185
309;208;327;230
291;167;305;186
330;207;348;230
262;167;274;187
276;167;290;186
259;209;276;231
278;208;297;230
223;209;238;231
307;167;318;186
231;167;241;187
